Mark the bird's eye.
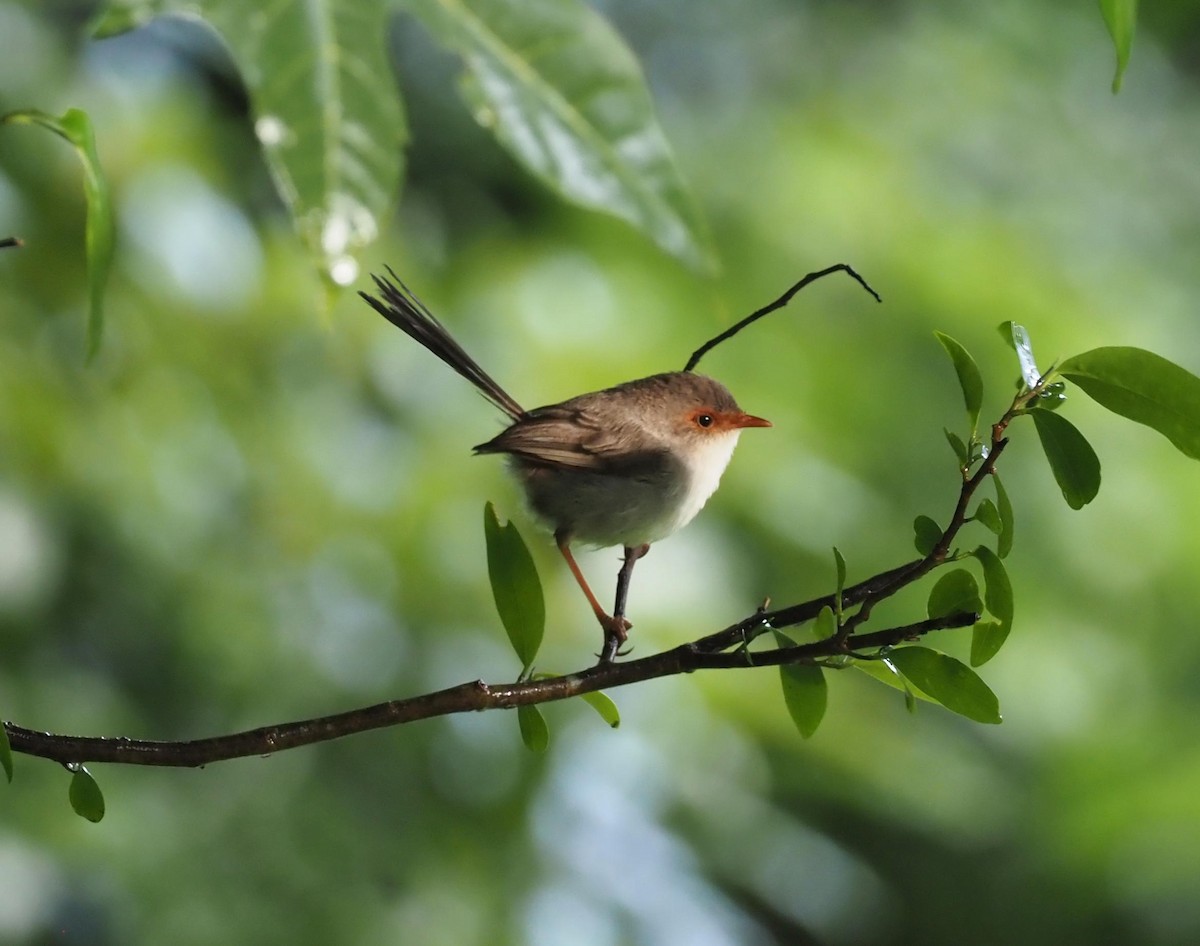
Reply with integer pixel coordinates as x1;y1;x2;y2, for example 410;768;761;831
696;413;714;428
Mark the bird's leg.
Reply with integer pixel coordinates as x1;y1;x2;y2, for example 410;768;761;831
555;531;632;660
612;543;650;627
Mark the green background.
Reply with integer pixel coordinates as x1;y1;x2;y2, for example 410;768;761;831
3;1;1200;943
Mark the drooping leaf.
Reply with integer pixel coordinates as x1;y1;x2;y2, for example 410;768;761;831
779;663;828;739
1099;0;1138;93
935;332;984;434
402;0;711;270
1060;347;1200;461
517;704;549;752
0;723;11;784
927;569;982;620
484;503;545;670
993;474;1015;559
973;499;1002;535
68;766;106;822
1;108;114;358
1030;410;1102;509
580;691;620;728
913;515;942;556
888;646;1002;724
970;546;1013;666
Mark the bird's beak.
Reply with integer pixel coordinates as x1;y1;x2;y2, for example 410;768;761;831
731;412;771;429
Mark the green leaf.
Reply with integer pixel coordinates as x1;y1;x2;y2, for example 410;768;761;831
0;723;11;784
517;704;549;752
779;663;827;739
1029;381;1067;411
580;691;620;728
993;474;1015;559
403;0;711;270
888;646;1002;724
813;605;837;641
944;428;969;466
833;547;847;619
973;499;1002;535
854;658;937;707
913;515;942;556
68;766;106;823
935;332;984;434
1060;347;1200;461
1099;0;1137;93
1030;410;1102;510
970;546;1013;666
1;108;114;359
927;569;982;620
484;503;545;670
1009;322;1042;388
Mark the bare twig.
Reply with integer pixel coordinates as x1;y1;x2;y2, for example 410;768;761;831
683;264;881;372
0;236;23;250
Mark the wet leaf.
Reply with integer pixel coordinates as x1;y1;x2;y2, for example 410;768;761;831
1031;411;1101;509
888;646;1002;724
484;503;545;670
855;658;937;707
1060;347;1200;461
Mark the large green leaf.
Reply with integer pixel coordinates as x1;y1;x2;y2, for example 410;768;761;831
1099;0;1137;93
1030;410;1101;510
935;332;983;434
1060;347;1200;461
95;0;406;289
888;646;1002;724
402;0;711;269
1;108;114;359
484;503;545;671
779;663;827;739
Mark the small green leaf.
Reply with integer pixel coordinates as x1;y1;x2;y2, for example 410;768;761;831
2;108;114;359
944;428;969;466
973;499;1002;535
935;332;984;434
1099;0;1137;93
888;646;1002;724
927;569;982;620
580;691;620;728
1010;323;1042;388
484;503;545;671
68;766;106;822
913;515;942;556
993;474;1015;559
1060;347;1200;461
813;605;837;641
0;723;12;784
970;546;1013;666
833;547;847;618
1030;411;1102;510
517;704;549;752
779;663;827;739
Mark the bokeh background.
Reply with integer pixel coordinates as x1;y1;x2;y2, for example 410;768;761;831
4;0;1200;943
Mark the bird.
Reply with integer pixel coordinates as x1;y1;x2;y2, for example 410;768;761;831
360;270;770;661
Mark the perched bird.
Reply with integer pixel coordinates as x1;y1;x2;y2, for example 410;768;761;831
360;271;770;661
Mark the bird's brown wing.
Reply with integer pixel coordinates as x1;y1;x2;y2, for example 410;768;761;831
474;404;664;475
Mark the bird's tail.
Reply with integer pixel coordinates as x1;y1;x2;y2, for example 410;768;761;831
360;270;525;421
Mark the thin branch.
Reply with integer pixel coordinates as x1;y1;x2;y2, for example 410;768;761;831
0;236;23;250
683;264;882;372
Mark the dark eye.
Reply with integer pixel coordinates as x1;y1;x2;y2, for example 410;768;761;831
696;413;714;428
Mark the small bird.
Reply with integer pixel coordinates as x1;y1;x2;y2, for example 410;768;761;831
360;271;770;661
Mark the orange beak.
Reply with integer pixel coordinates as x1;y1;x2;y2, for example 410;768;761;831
727;412;772;430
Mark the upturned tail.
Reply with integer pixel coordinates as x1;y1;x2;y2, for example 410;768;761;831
360;270;525;421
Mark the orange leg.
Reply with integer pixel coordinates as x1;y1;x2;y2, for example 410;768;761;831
555;531;632;662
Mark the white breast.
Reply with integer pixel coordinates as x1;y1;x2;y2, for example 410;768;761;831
659;429;742;539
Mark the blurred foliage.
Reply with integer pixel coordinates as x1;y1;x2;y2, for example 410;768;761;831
4;1;1200;945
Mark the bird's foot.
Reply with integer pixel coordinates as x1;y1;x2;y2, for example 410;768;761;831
596;614;633;664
